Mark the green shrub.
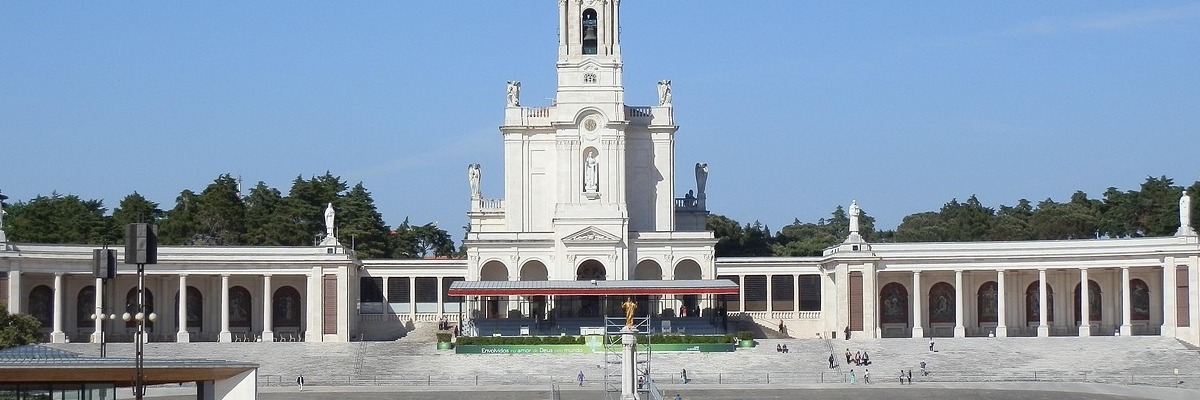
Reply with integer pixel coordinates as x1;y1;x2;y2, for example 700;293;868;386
735;331;755;341
436;333;452;343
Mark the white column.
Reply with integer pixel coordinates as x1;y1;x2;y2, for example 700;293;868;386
911;272;923;338
51;273;66;343
408;276;417;321
1079;268;1091;336
765;275;774;314
995;270;1007;337
738;274;746;313
306;267;321;342
864;263;878;339
177;275;190;342
954;270;965;338
218;274;231;342
91;277;103;343
1121;267;1132;336
1038;269;1049;337
262;275;273;342
1162;257;1177;337
1190;256;1200;346
6;270;20;313
793;274;801;314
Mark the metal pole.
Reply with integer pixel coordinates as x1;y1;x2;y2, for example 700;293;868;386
135;262;145;400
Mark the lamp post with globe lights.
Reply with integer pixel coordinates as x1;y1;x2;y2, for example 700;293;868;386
124;223;158;400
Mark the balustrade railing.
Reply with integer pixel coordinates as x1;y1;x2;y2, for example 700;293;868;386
626;106;652;118
476;198;504;210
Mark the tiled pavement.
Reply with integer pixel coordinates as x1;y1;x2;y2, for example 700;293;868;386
50;325;1200;391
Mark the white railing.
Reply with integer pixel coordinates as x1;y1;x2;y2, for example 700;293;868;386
476;198;504;210
524;107;552;118
674;197;705;211
736;311;822;320
626;106;652;118
360;313;460;323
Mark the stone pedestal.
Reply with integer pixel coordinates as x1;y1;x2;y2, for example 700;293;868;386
176;331;191;343
620;327;638;400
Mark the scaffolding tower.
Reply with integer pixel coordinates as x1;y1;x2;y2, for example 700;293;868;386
602;316;660;400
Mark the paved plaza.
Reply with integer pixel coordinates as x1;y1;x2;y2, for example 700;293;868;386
52;326;1200;399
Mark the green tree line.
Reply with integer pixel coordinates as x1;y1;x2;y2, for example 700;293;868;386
0;173;455;259
709;176;1200;257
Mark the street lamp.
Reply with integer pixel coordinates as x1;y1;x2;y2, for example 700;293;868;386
124;223;158;400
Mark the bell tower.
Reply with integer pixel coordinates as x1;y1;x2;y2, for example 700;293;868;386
555;0;624;114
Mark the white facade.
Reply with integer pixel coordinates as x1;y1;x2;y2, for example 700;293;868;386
1;1;1198;348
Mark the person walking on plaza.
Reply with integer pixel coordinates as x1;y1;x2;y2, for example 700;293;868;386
845;349;851;365
929;337;935;351
907;369;913;384
828;353;836;369
681;368;688;384
848;369;856;384
864;369;870;384
674;394;682;400
899;370;905;384
296;375;305;391
578;371;585;386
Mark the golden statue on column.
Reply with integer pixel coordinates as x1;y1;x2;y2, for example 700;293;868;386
622;297;638;329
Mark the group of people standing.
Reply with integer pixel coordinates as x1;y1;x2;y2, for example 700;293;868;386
844;348;871;367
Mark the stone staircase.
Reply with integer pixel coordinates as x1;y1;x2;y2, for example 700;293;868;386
47;335;1200;389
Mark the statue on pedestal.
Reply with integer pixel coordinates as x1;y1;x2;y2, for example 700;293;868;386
506;81;521;107
849;200;861;234
324;203;336;237
657;80;672;106
622;297;637;329
467;163;482;200
1180;191;1194;236
695;163;708;199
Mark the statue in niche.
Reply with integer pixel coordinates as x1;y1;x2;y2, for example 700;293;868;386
657;80;672;106
584;151;599;192
324;203;335;237
467;163;482;199
849;200;861;234
506;81;521;107
695;162;708;199
1180;191;1193;234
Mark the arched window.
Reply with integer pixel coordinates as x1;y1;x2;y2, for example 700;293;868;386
928;282;955;323
1073;280;1102;323
28;285;53;327
581;8;598;55
272;286;302;328
1025;281;1054;322
879;282;909;324
230;286;252;328
576;260;606;280
77;286;96;327
125;287;155;330
977;281;998;323
174;286;203;329
1130;279;1150;321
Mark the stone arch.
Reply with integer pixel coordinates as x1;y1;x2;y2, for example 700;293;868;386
1025;281;1054;322
576;259;606;280
28;285;53;327
520;260;549;281
633;259;662;280
124;287;155;330
480;260;510;281
1073;279;1102;323
977;281;998;323
272;286;302;329
927;282;955;324
673;259;703;280
229;286;252;328
879;282;909;324
77;286;95;327
1130;279;1150;320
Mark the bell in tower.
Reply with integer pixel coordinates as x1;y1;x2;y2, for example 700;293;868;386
581;8;598;55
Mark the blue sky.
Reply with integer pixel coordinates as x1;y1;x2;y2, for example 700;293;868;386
2;1;1199;241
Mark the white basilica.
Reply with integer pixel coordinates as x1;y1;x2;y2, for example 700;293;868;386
2;1;1199;347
